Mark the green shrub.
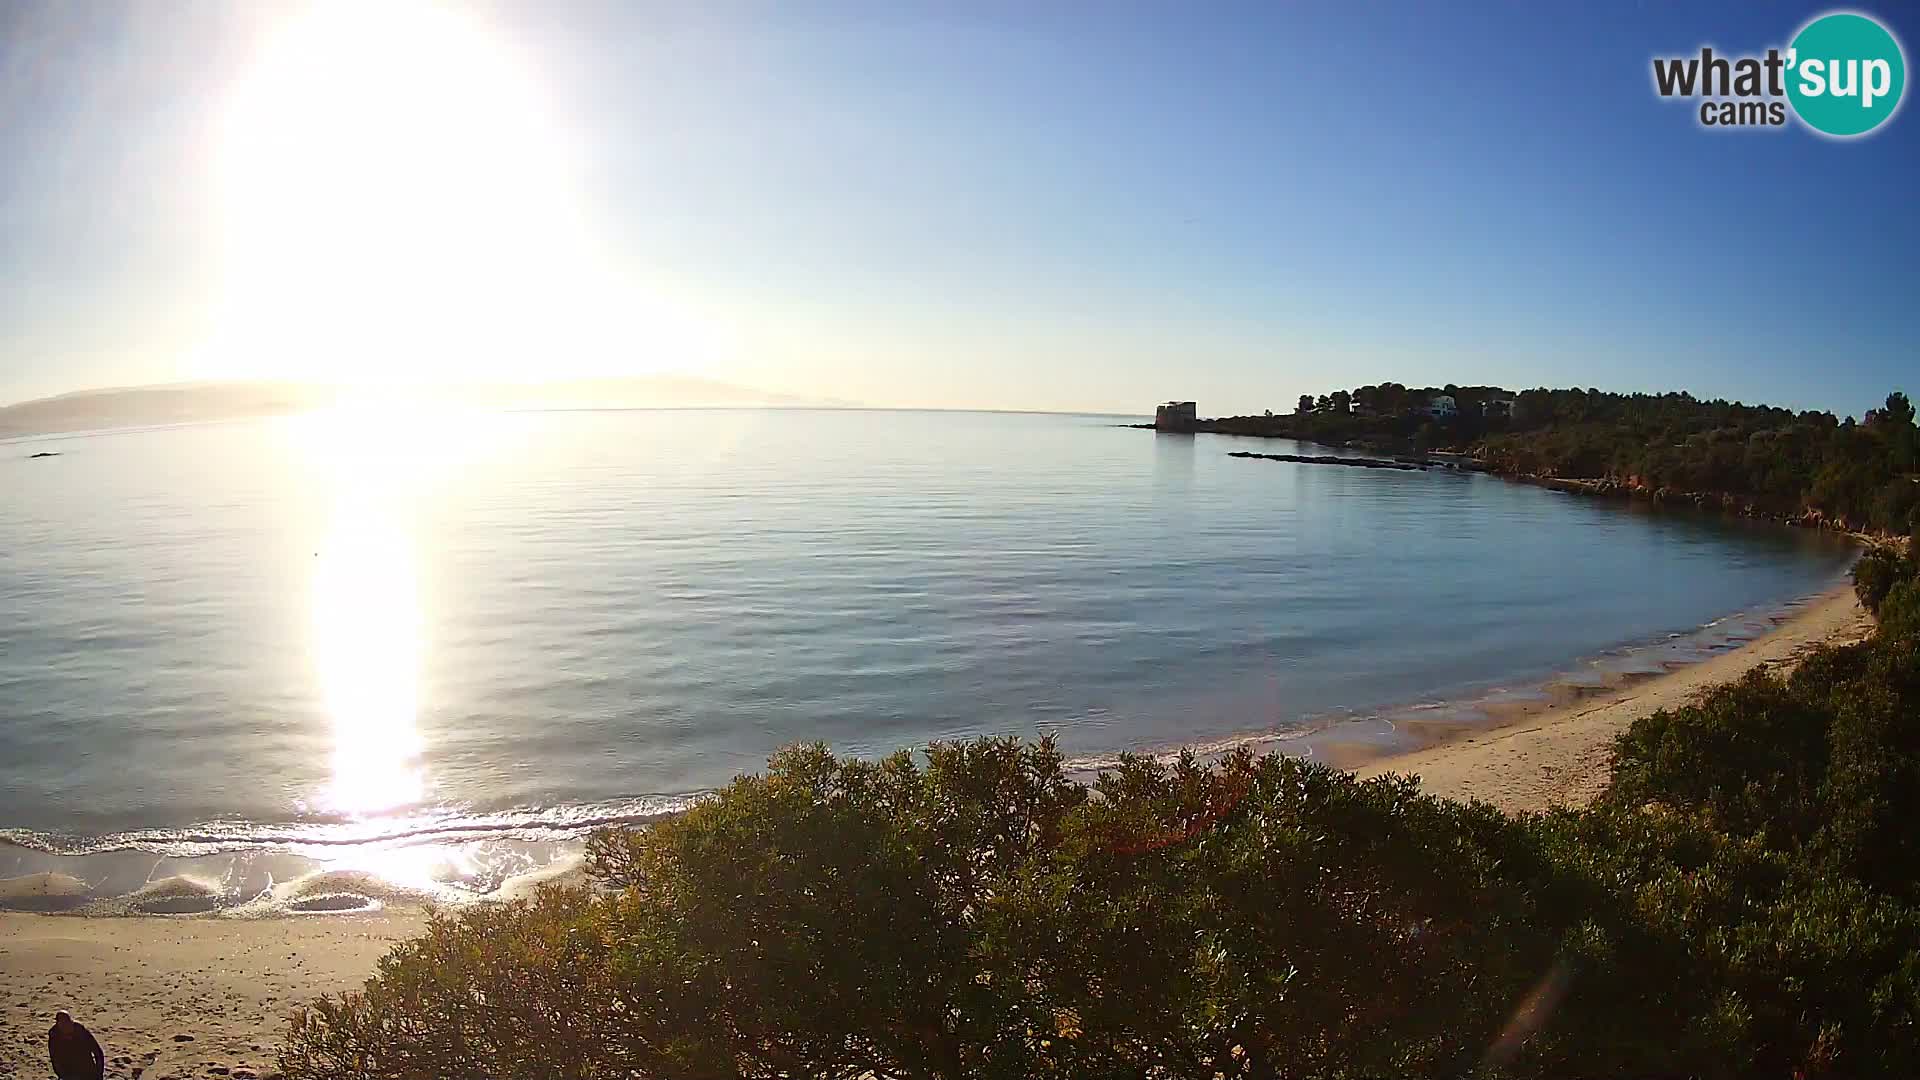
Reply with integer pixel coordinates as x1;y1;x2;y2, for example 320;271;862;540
1880;579;1920;642
273;742;1702;1079
282;729;1920;1079
1605;669;1831;846
279;888;636;1080
1528;806;1920;1078
1854;544;1911;612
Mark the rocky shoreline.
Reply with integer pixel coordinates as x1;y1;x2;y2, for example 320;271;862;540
1221;447;1474;468
1518;474;1896;539
1140;424;1894;542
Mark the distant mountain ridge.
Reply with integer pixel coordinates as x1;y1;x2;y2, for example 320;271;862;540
0;377;857;440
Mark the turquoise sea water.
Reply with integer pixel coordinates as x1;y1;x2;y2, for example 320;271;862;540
0;408;1855;907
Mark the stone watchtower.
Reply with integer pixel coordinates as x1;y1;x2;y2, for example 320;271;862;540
1154;401;1197;431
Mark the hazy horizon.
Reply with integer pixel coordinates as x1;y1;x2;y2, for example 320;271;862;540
2;1;1915;417
0;372;854;408
3;372;1902;427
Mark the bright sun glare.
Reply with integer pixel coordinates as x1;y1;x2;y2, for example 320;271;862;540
220;3;721;821
312;483;426;816
208;1;716;387
293;404;500;818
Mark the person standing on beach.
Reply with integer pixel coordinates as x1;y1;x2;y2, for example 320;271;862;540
47;1010;105;1080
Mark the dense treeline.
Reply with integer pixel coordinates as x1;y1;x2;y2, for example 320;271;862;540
1481;389;1918;533
1209;381;1510;450
1254;386;1920;535
283;547;1920;1079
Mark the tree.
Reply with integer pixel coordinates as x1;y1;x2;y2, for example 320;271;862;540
1463;386;1916;530
1883;391;1915;428
1329;389;1352;415
1296;394;1314;414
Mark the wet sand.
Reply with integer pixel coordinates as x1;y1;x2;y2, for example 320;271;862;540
1352;583;1871;812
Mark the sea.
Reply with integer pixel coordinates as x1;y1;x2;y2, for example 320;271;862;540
0;407;1857;913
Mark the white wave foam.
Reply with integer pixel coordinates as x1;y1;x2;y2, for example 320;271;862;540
0;793;707;859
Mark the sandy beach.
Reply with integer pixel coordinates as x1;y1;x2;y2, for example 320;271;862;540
1356;582;1872;812
0;909;423;1079
0;584;1873;1079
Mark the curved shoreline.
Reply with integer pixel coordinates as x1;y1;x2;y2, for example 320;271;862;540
1057;575;1861;783
1350;582;1872;812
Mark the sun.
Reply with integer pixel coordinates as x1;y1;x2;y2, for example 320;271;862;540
204;1;701;387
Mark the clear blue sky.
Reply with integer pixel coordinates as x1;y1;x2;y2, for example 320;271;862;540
0;0;1914;416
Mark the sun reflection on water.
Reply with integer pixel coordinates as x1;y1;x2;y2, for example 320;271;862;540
324;842;479;897
313;495;426;816
295;401;487;821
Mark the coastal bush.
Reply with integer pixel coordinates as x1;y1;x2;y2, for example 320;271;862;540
282;741;1765;1079
1854;543;1911;612
1525;806;1920;1078
279;887;632;1080
1879;579;1920;641
1604;669;1831;846
281;733;1920;1079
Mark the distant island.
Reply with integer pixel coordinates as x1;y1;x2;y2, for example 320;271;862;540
1152;384;1919;538
0;377;857;441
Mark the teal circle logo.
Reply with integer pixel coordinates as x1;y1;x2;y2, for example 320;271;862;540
1786;12;1906;136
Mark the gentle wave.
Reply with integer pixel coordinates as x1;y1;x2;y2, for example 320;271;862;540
1;594;1836;863
1059;589;1838;777
0;794;706;858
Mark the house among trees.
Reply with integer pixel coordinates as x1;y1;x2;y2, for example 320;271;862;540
1425;394;1457;419
1154;400;1197;430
